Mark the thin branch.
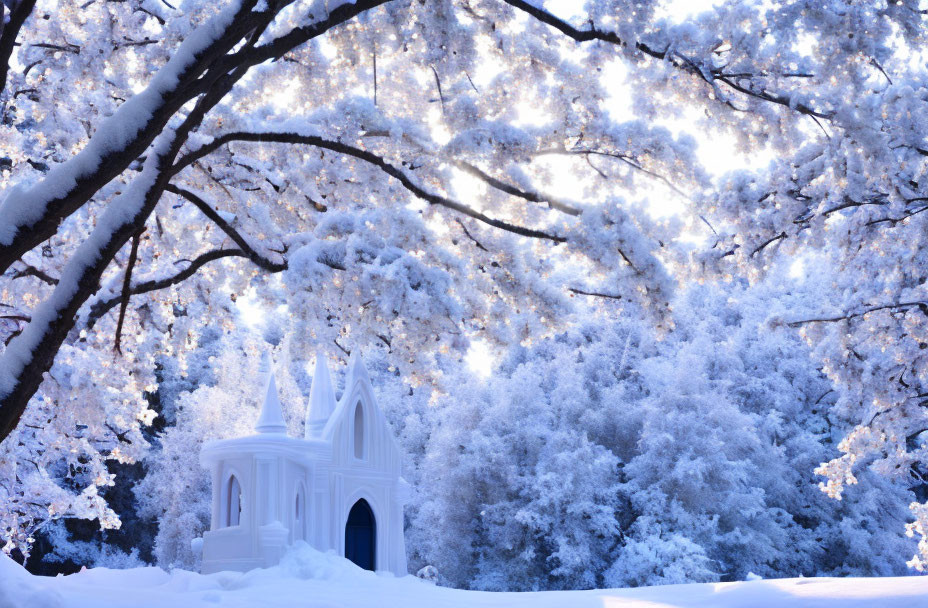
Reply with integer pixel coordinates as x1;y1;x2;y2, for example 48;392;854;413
867;204;928;227
568;287;623;300
114;38;160;50
537;146;690;199
28;42;80;54
0;314;31;323
334;338;350;356
114;228;144;354
360;130;582;216
464;70;479;93
869;57;893;85
584;153;608;179
136;6;166;25
237;0;392;65
575;149;691;199
822;197;887;216
617;248;640;274
376;333;392;350
751;231;786;257
430;65;445;113
699;214;719;238
786;301;928;328
86;248;249;328
165;184;288;271
11;262;58;285
372;47;378;107
454;160;581;216
454;219;489;252
809;114;831;139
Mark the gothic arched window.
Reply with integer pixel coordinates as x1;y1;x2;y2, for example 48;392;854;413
223;474;242;527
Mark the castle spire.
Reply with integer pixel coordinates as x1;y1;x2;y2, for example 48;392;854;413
255;350;287;434
344;349;371;396
305;353;336;437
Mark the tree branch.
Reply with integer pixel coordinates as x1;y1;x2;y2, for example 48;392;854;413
11;262;58;285
0;1;402;443
0;136;178;440
568;287;623;300
787;301;928;327
0;0;267;274
502;0;831;120
867;204;928;228
454;160;581;216
571;148;691;199
0;0;391;277
114;228;144;354
86;248;250;328
173;131;566;242
165;184;287;272
751;231;786;257
0;0;37;95
430;65;445;113
236;0;392;65
454;219;489;252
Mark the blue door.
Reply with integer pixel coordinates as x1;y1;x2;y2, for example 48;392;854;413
345;499;375;571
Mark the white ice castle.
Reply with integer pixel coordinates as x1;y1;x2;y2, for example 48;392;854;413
198;351;408;576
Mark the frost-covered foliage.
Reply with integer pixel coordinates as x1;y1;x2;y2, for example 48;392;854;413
410;281;915;590
0;0;927;575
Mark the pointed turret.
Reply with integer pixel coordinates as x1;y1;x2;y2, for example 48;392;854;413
343;350;371;400
255;350;287;434
305;354;336;437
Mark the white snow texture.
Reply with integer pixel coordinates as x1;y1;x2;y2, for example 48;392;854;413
1;544;927;608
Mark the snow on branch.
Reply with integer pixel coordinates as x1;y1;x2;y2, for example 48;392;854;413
0;0;392;277
502;0;831;120
0;0;259;272
0;131;178;440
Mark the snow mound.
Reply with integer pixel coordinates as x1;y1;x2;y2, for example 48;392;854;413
276;542;377;582
0;552;64;608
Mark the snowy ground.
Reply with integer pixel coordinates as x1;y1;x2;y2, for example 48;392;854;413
3;545;928;608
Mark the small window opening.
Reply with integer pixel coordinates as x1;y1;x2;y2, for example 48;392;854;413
224;475;242;527
353;402;364;459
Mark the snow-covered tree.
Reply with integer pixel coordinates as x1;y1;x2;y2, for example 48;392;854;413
412;280;914;589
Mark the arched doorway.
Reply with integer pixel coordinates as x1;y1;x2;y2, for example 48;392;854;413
344;499;375;571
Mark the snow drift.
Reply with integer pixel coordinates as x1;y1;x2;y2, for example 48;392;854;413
2;543;928;608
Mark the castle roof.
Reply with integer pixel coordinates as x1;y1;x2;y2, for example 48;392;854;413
254;350;287;434
305;354;336;438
